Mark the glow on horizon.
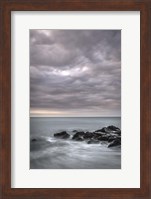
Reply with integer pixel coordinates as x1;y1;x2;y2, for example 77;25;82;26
30;109;121;117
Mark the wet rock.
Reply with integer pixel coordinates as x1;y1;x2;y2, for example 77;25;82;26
72;131;85;140
31;138;37;142
87;139;100;144
107;125;120;131
93;134;102;140
30;138;51;151
117;136;121;140
108;138;121;147
76;131;85;136
114;130;121;135
93;132;106;139
95;127;107;133
98;135;110;141
95;129;103;133
95;126;121;134
108;136;117;143
83;132;94;139
75;137;84;141
101;127;107;133
54;131;70;139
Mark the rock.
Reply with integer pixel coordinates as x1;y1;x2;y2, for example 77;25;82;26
114;130;121;135
87;139;100;144
108;138;121;147
95;126;121;134
107;125;120;131
31;138;37;142
92;134;101;140
95;129;103;133
93;132;106;140
108;136;116;143
75;137;84;141
54;131;70;139
30;138;51;151
116;136;121;140
98;135;110;141
83;132;94;139
99;127;107;133
96;127;111;134
72;131;85;140
76;131;85;136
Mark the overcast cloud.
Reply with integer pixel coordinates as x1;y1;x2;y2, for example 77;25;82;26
30;30;121;117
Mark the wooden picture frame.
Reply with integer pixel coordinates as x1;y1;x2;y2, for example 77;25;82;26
0;0;151;198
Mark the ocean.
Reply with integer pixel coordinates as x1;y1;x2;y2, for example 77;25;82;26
30;117;121;169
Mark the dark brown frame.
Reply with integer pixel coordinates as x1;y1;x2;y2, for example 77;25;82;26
0;0;151;199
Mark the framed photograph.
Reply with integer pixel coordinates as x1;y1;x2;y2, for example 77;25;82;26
1;0;151;198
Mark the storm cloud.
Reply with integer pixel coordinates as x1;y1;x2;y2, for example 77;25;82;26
30;30;121;116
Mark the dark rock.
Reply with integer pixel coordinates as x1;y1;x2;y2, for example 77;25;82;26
83;132;94;139
72;131;85;140
95;129;104;133
76;131;85;136
93;132;106;139
75;137;84;141
54;131;70;139
98;135;110;141
30;138;51;151
87;139;100;144
114;130;121;135
108;136;116;143
107;125;120;132
117;136;121;140
96;127;111;134
95;126;121;134
31;138;37;142
99;127;107;133
108;138;121;147
92;134;101;140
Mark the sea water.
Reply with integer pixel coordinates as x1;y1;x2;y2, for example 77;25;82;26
30;117;121;169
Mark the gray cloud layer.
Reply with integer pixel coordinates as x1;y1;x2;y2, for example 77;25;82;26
30;30;121;116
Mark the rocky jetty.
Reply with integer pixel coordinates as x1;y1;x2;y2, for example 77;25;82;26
53;125;121;147
54;131;70;139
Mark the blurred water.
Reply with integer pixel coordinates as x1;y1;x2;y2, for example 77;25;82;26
30;117;121;169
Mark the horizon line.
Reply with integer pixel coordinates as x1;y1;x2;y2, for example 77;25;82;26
30;115;121;118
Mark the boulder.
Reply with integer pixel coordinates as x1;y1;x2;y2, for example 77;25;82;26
72;131;85;140
54;131;70;139
87;139;100;144
95;129;103;133
107;125;120;132
114;130;121;135
94;131;106;136
30;138;51;151
96;127;112;134
98;135;110;141
99;127;107;133
31;138;37;142
92;134;101;140
95;126;121;134
108;136;116;143
75;137;84;141
83;132;94;139
108;138;121;147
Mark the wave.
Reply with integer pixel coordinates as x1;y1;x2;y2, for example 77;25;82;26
30;135;121;169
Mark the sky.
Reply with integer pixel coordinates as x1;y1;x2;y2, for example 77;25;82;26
30;30;121;117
